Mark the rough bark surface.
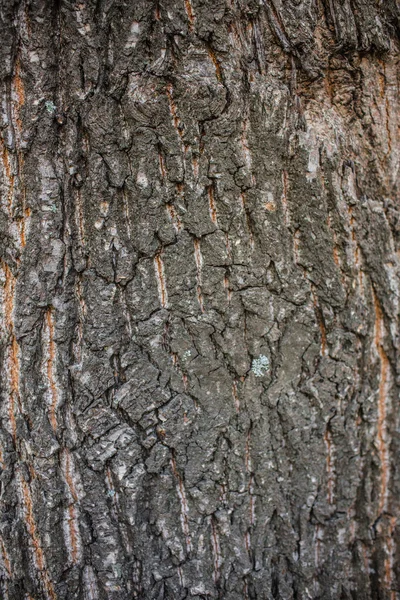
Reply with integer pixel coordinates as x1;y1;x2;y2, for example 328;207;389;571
0;1;400;599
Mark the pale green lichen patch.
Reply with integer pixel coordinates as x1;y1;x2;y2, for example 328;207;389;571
251;355;270;377
45;100;56;114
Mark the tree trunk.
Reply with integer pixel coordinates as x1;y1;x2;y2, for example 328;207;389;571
0;1;399;598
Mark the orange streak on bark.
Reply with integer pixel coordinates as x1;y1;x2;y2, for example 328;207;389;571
20;476;56;600
183;0;195;29
154;253;168;308
13;59;25;133
373;293;390;515
207;47;222;82
14;63;25;104
166;84;183;138
3;263;16;331
1;142;14;215
208;185;218;225
265;201;276;212
192;156;199;180
19;202;30;248
332;246;340;266
3;263;19;442
0;537;11;577
166;204;182;233
384;516;396;596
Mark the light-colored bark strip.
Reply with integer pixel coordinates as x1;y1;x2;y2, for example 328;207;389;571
373;293;391;515
154;253;168;308
324;427;335;505
61;450;82;565
208;185;218;226
0;537;11;578
193;239;204;312
232;381;240;413
210;516;221;583
2;262;19;443
166;84;183;140
170;456;191;553
18;473;56;600
45;308;59;432
183;0;195;30
281;170;290;227
166;203;182;234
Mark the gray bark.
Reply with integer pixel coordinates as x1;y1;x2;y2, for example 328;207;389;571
0;1;400;598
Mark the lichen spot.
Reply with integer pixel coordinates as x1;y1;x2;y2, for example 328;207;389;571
251;355;269;377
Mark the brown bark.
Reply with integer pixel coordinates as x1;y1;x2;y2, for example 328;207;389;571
0;1;400;598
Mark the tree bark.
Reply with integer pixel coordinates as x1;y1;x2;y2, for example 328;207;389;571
0;1;400;598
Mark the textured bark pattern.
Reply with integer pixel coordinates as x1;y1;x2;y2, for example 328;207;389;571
0;1;400;599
